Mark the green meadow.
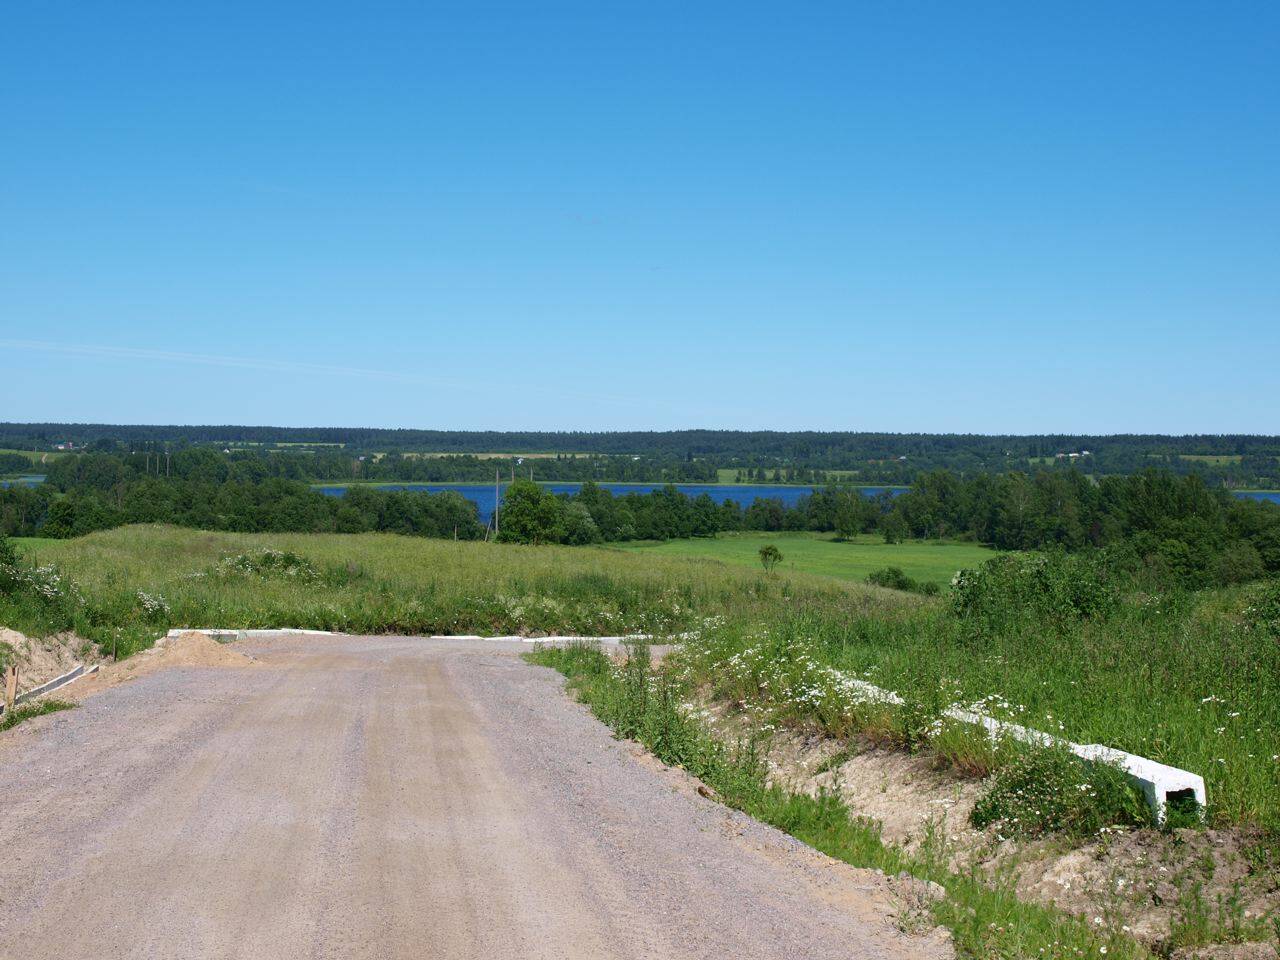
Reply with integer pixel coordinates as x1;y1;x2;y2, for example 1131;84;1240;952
9;524;910;648
614;531;999;586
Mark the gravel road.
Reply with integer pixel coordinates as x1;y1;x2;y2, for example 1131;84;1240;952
0;634;949;960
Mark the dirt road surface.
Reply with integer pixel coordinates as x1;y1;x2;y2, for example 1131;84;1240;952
0;635;949;960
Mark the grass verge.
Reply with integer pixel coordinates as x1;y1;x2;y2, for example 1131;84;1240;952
0;699;74;733
527;641;1150;960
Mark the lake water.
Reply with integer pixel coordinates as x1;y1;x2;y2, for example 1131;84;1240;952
314;482;907;524
3;472;1275;521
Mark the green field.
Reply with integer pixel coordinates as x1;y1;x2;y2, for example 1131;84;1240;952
615;531;999;586
1179;454;1245;464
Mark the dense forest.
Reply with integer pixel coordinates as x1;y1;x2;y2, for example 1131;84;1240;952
3;448;1277;592
4;422;1280;487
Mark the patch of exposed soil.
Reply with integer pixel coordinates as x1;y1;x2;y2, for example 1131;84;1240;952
701;696;1280;955
61;631;258;701
0;627;101;694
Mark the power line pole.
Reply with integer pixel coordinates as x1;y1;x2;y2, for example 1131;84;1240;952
494;468;500;538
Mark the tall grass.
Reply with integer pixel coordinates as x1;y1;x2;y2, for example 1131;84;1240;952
9;524;1278;831
7;524;910;655
676;575;1280;832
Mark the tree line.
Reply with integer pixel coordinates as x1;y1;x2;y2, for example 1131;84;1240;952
496;473;1280;588
5;424;1280;487
3;452;1278;590
0;477;485;540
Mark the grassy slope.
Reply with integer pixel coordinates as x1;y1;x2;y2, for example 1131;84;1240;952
530;644;1150;960
12;525;912;642
615;531;1000;585
10;524;1277;829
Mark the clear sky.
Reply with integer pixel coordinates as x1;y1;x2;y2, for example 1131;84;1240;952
2;1;1277;433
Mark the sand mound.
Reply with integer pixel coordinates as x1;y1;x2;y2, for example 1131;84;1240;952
60;631;257;702
153;631;256;668
0;627;101;695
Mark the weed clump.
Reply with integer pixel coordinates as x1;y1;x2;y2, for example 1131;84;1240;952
970;748;1151;839
211;549;322;583
0;547;84;636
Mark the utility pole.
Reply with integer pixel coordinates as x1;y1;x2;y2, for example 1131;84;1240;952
494;468;500;538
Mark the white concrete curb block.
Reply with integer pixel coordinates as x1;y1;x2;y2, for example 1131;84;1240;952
437;634;653;646
165;628;337;642
869;689;1205;824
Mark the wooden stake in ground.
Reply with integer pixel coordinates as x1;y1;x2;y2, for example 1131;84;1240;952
4;665;17;714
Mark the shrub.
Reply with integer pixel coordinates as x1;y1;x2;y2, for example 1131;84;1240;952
950;551;1117;630
758;544;783;572
867;567;917;592
1216;541;1267;586
865;567;940;596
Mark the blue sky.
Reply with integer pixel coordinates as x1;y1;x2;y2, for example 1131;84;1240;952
2;1;1277;433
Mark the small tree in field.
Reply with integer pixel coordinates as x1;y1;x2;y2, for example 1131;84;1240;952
758;543;783;573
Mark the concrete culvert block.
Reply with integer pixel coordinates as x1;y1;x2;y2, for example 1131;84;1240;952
940;706;1207;825
1072;744;1207;825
